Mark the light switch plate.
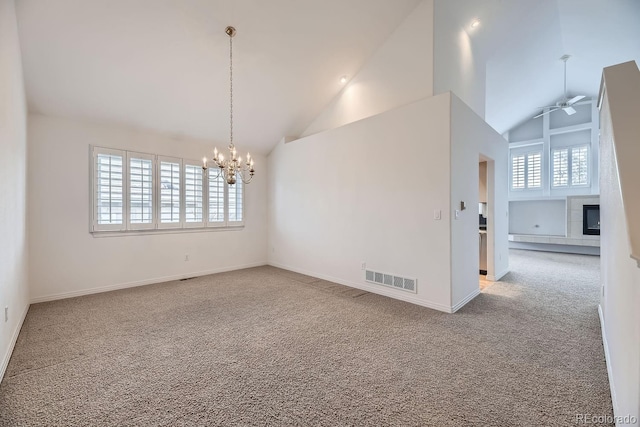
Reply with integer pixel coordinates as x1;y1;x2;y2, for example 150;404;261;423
433;209;441;220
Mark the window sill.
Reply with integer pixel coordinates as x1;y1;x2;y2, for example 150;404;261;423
91;226;245;238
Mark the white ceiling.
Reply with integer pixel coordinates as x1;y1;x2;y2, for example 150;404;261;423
16;0;421;154
475;0;640;134
15;0;640;152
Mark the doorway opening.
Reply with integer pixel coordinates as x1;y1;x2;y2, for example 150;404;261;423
479;156;494;291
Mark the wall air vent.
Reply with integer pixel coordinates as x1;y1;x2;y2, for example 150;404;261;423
365;269;417;293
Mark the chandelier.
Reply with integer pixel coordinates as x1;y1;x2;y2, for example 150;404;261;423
203;26;254;185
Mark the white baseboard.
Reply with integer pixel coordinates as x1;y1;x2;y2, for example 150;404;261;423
30;261;267;304
268;261;455;313
0;303;29;383
598;304;619;418
487;268;509;282
451;288;480;313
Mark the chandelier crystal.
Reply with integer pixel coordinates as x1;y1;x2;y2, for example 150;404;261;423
203;26;254;185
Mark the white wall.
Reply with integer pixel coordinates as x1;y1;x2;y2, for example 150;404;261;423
300;0;434;137
0;0;29;381
507;116;543;143
28;115;268;302
599;64;640;421
269;94;454;311
509;200;566;236
450;94;508;306
433;0;486;119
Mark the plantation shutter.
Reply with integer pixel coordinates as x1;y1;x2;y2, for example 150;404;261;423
571;145;589;186
511;154;525;189
527;152;542;188
93;148;126;231
158;157;182;228
184;162;204;227
207;169;226;227
128;152;154;229
552;148;569;187
228;174;244;224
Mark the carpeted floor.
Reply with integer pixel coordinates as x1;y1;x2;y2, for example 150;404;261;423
0;249;612;426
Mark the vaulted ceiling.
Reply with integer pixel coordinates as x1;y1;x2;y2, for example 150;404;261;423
15;0;640;153
16;0;421;154
475;0;640;134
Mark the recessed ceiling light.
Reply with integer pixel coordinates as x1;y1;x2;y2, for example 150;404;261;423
340;75;348;84
470;19;480;29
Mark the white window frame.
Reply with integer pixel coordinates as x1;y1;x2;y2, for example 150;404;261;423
92;147;127;232
127;152;156;230
183;160;206;228
551;143;590;189
90;146;246;234
509;144;543;192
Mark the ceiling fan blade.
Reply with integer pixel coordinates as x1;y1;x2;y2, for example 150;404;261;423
563;106;576;115
533;107;560;119
567;95;585;105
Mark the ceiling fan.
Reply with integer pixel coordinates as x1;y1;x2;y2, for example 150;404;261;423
533;55;586;119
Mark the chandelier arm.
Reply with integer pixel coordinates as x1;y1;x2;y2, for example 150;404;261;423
239;169;255;184
204;166;224;182
239;173;253;185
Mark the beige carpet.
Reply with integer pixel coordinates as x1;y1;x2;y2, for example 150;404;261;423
0;250;612;426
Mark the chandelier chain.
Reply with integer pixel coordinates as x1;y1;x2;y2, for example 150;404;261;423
229;33;233;148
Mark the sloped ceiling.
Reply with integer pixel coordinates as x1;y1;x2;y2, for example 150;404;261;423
479;0;640;134
16;0;421;154
16;0;640;152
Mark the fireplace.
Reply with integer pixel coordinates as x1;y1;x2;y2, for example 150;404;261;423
583;205;600;235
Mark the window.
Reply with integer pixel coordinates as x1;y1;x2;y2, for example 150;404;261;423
552;145;589;188
511;154;525;189
94;148;125;231
228;176;243;224
184;162;204;227
159;157;181;228
571;145;589;186
552;148;568;186
527;153;542;188
208;169;225;226
91;146;244;233
510;149;542;190
128;153;154;229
